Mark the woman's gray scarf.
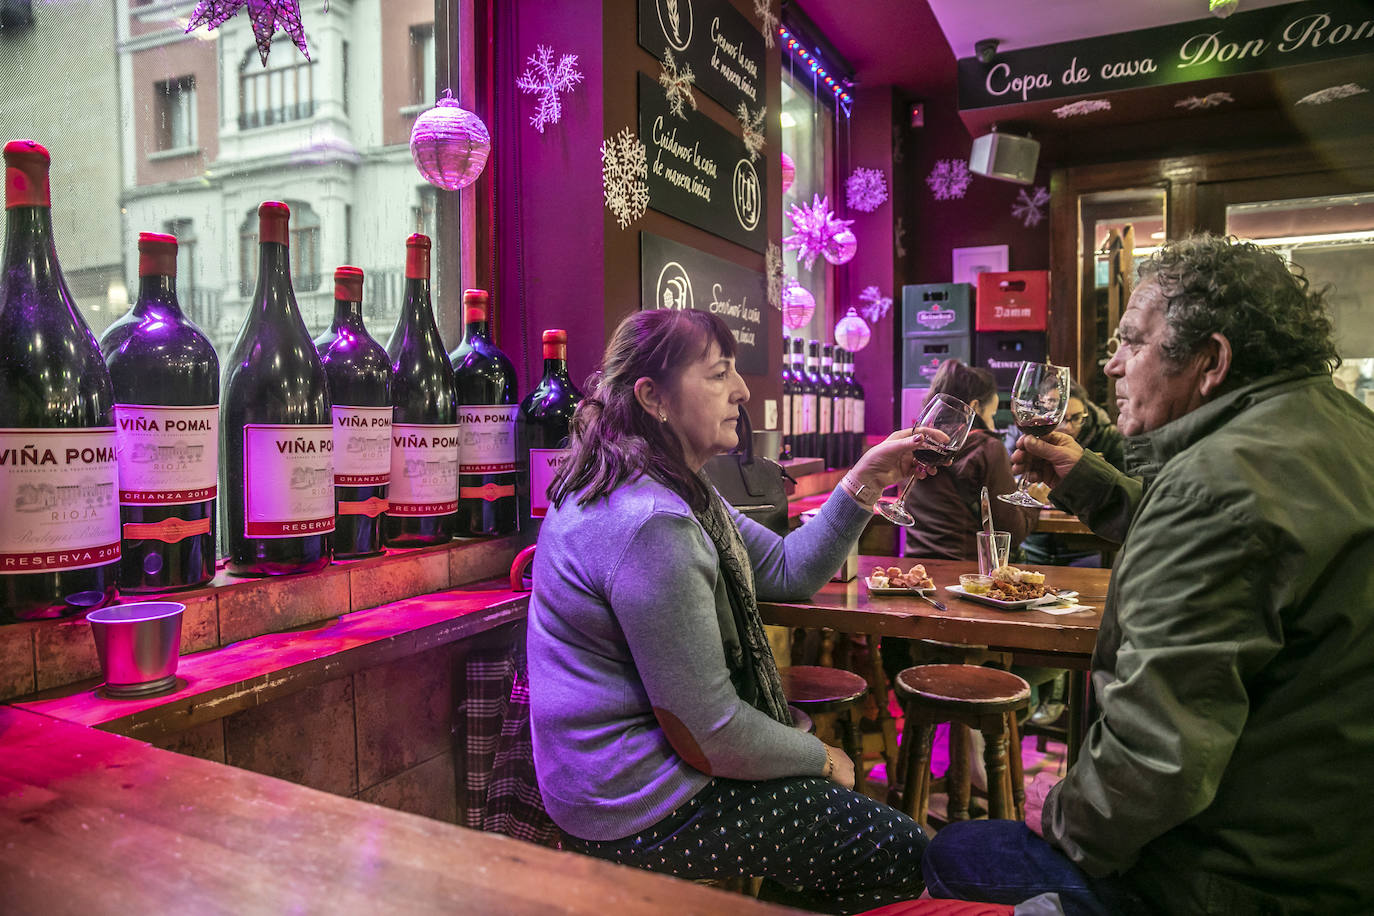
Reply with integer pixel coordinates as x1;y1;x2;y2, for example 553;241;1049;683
694;475;793;727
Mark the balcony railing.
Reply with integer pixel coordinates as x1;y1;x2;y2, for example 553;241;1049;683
237;101;316;132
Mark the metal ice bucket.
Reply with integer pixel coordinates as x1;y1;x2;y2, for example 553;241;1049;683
87;601;185;698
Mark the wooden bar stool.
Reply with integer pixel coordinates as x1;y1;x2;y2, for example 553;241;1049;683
890;664;1030;832
781;665;869;792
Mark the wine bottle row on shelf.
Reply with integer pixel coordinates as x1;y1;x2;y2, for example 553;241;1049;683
780;335;865;468
0;140;581;624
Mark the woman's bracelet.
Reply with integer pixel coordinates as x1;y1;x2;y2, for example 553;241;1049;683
841;474;877;509
822;749;835;780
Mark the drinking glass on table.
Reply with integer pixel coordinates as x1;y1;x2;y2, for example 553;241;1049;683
874;393;975;526
999;361;1071;508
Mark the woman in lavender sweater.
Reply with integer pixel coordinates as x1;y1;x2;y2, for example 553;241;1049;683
528;310;933;913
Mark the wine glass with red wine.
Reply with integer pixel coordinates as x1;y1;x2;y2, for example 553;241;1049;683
874;393;976;527
999;361;1072;508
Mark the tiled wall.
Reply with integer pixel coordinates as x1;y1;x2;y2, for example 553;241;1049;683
0;537;521;703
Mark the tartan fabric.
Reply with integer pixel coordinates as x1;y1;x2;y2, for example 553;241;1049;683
458;645;560;847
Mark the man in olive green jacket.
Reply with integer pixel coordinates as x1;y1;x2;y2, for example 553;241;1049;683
922;235;1374;915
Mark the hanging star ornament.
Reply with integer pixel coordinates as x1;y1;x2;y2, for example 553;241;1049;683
1012;186;1050;228
784;194;855;271
516;44;583;133
186;0;311;66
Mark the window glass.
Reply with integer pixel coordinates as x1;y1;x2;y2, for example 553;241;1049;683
780;68;835;345
0;0;453;364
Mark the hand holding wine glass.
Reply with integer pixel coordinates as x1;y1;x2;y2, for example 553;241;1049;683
874;393;975;527
1000;362;1071;508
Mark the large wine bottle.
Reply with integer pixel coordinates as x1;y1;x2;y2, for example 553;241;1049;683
802;340;822;460
833;346;853;467
0;140;121;622
221;201;334;576
314;266;392;559
517;329;582;522
820;344;838;469
384;234;457;548
449;289;519;537
849;347;866;461
780;335;794;460
100;232;219;592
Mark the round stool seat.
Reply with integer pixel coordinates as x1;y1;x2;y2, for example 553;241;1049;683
781;665;868;714
894;664;1031;715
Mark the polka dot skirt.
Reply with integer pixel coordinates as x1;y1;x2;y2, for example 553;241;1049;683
565;776;928;915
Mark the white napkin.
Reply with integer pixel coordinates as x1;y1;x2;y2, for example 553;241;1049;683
1037;602;1095;615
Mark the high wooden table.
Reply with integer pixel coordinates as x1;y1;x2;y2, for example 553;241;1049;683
1037;509;1118;566
759;556;1110;764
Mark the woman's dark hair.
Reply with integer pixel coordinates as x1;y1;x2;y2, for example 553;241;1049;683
1138;234;1340;384
549;309;737;513
927;359;997;410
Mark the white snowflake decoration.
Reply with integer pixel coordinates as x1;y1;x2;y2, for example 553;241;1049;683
784;194;855;271
1175;91;1233;110
1296;83;1368;106
601;127;649;230
894;217;908;259
858;285;893;324
659;48;697;119
1012;186;1050;229
765;243;784;310
926;159;971;201
752;0;778;49
846;167;888;213
1054;99;1111;118
516;44;584;133
737;103;766;162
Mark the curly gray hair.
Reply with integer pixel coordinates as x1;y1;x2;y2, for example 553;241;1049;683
1137;234;1339;384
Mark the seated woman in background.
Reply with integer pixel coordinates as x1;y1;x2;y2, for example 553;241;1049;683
528;309;933;914
902;359;1036;561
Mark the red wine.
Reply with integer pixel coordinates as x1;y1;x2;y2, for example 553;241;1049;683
449;289;519;537
221;201;334;576
1;140;121;621
384;235;457;548
315;266;392;559
517;329;582;521
1016;416;1059;438
912;445;958;468
100;232;218;592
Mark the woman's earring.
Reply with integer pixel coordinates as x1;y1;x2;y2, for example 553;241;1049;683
659;412;668;423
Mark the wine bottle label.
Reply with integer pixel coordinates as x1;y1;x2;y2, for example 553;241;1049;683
457;405;519;473
855;400;866;436
781;393;791;438
113;404;219;505
528;447;572;518
331;405;392;486
241;424;335;538
800;395;815;436
819;398;831;436
124;517;212;544
791;393;805;439
338;495;388;517
388;423;459;516
0;428;121;572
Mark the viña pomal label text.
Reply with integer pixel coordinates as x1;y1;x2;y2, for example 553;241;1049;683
388;423;459;516
528;447;572;518
331;405;392;486
458;406;519;473
241;424;335;537
113;404;218;505
0;428;122;572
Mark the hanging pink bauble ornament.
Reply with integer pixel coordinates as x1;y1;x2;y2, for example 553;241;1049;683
410;91;491;191
823;227;858;266
781;279;816;330
780;152;796;193
834;307;872;352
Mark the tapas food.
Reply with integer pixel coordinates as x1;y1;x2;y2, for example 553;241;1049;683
869;564;934;590
989;565;1048;601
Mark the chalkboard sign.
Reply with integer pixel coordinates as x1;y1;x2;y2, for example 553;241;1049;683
637;0;766;114
638;73;767;253
958;0;1374;110
640;232;768;376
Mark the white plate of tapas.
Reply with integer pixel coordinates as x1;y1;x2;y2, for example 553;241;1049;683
865;564;935;596
944;584;1063;609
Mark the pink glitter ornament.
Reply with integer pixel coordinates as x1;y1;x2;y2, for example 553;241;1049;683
822;227;857;266
834;307;871;352
410;92;491;191
780;152;795;193
784;194;855;271
781;278;815;330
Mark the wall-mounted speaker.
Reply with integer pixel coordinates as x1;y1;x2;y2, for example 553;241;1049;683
969;130;1040;185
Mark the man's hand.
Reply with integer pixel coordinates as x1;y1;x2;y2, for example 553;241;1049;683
823;743;855;790
1012;431;1084;491
1024;771;1060;837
